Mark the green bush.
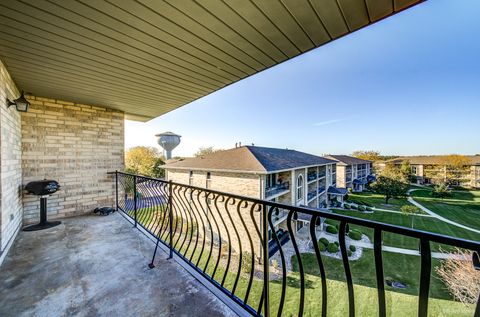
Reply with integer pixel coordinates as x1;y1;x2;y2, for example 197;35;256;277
325;218;337;226
318;242;326;252
344;204;351;209
327;243;339;253
366;206;373;211
334;241;339;247
349;245;356;252
326;225;338;234
319;237;329;247
348;230;362;241
350;204;358;210
358;205;366;211
347;250;353;257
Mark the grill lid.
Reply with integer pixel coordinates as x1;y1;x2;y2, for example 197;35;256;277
25;180;60;196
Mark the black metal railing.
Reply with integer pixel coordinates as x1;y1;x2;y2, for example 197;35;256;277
112;171;480;317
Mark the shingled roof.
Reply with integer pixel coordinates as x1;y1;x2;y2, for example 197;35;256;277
387;156;480;165
163;146;336;174
325;155;372;166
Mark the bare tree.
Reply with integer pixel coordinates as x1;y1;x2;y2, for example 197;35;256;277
435;249;480;305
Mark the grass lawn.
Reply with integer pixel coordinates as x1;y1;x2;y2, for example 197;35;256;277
127;206;475;316
289;251;476;316
411;188;480;231
330;208;480;251
346;191;415;212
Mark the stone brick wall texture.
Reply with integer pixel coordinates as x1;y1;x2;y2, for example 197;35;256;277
21;96;124;223
0;60;23;252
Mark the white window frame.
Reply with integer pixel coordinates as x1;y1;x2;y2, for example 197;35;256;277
297;174;304;201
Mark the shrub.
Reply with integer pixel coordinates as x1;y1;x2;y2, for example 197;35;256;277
344;204;351;209
347;250;353;257
334;241;339;247
350;204;358;210
326;225;338;234
366;206;373;211
327;243;339;253
325;218;337;226
318;242;326;252
349;245;356;252
319;237;329;247
358;205;366;211
348;230;362;241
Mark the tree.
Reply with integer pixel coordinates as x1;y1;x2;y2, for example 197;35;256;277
351;150;381;161
370;167;409;204
441;154;471;185
436;249;480;305
194;146;223;157
400;205;420;228
431;183;452;199
400;160;417;183
125;146;165;178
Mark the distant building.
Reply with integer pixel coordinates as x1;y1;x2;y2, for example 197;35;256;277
163;146;342;239
325;155;374;192
379;156;480;188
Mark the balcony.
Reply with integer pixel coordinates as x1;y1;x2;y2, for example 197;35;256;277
265;182;290;199
307;190;317;202
2;171;479;317
307;172;317;183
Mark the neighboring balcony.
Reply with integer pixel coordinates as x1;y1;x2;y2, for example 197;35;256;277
307;172;317;183
265;181;290;199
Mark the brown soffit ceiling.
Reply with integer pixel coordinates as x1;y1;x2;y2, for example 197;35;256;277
0;0;425;121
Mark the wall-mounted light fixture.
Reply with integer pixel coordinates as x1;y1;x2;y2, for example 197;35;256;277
7;90;30;112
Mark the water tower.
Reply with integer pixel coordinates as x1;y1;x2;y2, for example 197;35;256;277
156;131;181;159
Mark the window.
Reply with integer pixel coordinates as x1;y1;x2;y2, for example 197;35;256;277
189;171;193;185
411;166;417;174
266;173;276;188
297;174;304;201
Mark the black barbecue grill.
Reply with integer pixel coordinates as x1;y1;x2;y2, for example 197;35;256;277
23;180;61;231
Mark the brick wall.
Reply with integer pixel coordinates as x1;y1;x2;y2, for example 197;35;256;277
0;60;23;253
21;96;124;223
166;169;261;198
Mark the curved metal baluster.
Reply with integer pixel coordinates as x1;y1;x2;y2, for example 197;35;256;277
211;194;228;280
286;210;305;317
374;228;386;317
186;188;202;262
154;182;170;239
223;197;243;295
172;186;191;252
204;192;223;276
179;187;196;257
250;203;264;316
220;197;238;287
231;201;248;296
192;189;208;267
269;206;287;317
418;239;431;317
339;221;355;317
194;191;215;271
170;185;187;248
309;215;327;317
158;184;173;240
241;202;258;304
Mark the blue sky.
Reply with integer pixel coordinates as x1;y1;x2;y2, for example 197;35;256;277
126;0;480;157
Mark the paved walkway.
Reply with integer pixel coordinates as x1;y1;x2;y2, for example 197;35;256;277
351;241;466;259
407;189;480;234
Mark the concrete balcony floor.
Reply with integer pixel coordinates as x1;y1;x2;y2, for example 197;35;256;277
0;213;235;317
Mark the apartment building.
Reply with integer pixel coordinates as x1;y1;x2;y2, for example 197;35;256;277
384;156;480;188
325;155;374;192
163;146;339;240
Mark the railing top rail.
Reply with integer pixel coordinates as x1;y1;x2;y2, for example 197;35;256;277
111;171;480;251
